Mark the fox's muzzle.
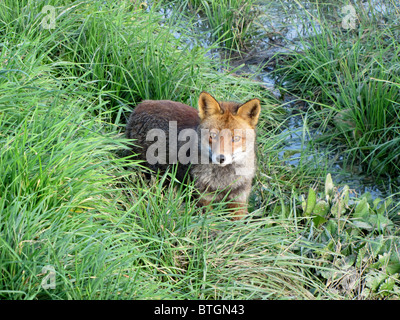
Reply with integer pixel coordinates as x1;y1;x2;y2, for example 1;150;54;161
210;151;233;166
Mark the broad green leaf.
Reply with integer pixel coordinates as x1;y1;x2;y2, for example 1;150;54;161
313;215;327;227
380;278;396;295
356;246;367;268
352;220;373;231
370;253;400;275
385;198;393;208
331;201;346;217
325;173;334;202
368;214;393;230
373;197;382;210
386;259;400;275
368;235;385;257
365;271;387;292
342;185;350;207
325;219;338;235
377;198;393;215
301;195;306;212
313;200;329;217
305;187;316;216
354;197;370;218
361;192;373;204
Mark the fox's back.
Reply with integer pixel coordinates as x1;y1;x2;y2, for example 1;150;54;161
126;100;199;136
125;100;200;177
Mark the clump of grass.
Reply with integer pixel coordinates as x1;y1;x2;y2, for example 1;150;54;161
41;0;277;121
275;0;400;176
119;170;335;299
0;55;144;299
51;1;212;107
186;0;261;53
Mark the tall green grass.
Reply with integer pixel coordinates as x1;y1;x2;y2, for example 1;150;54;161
275;0;400;176
0;51;140;299
187;0;260;52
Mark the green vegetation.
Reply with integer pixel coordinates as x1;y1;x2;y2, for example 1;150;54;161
1;0;399;300
276;0;400;176
187;0;261;52
300;174;400;298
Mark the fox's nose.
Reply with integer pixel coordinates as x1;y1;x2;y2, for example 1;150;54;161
216;154;225;164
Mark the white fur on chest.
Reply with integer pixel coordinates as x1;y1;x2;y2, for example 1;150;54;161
191;162;255;191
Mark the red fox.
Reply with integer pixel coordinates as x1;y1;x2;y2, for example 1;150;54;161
126;92;261;220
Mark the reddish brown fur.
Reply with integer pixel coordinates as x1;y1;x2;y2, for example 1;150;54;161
126;100;199;180
131;100;199;129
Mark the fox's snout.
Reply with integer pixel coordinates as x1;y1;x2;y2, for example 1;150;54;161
206;132;243;166
215;154;226;164
211;151;232;166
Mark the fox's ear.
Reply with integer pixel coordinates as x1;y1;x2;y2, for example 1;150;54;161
198;92;222;119
237;98;261;127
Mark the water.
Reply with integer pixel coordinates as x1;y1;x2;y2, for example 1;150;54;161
277;106;391;199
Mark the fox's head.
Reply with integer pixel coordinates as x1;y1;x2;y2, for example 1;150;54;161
198;92;261;166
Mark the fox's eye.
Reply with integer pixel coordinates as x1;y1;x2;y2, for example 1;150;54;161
210;132;217;139
232;136;241;142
